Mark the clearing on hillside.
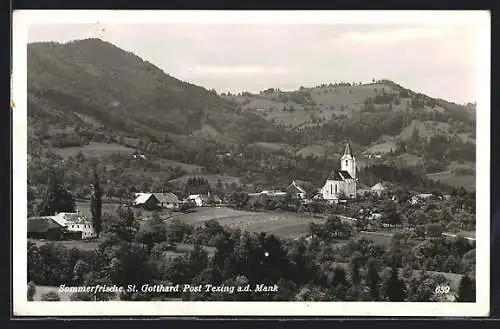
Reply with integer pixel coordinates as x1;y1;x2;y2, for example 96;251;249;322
52;142;136;159
425;171;475;191
169;174;241;187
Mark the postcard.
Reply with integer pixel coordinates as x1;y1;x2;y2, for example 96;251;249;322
12;9;490;317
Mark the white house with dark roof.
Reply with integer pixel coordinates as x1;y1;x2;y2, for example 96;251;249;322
134;192;181;210
321;142;357;203
36;211;96;239
370;182;387;196
287;180;307;199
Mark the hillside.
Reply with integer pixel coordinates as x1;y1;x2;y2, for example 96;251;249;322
28;38;277;144
27;38;476;196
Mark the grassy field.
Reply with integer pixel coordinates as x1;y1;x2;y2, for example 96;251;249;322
365;141;397;154
29;238;101;251
295;144;326;158
52;142;137;159
152;158;204;174
426;171;475;191
398;120;453;141
253;142;295;155
169;174;241;187
171;207;327;239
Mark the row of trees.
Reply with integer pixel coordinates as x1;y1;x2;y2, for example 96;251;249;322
27;208;476;302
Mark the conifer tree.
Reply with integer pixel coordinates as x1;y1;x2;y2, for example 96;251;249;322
90;168;102;237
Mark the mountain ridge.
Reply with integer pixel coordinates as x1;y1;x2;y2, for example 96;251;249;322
27;38;476;192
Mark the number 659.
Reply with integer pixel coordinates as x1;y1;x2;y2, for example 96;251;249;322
435;285;450;294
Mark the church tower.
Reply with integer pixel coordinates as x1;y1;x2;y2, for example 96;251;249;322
340;141;356;179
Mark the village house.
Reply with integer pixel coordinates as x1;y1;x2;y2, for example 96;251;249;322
370;182;388;196
409;193;434;205
286;180;307;199
321;142;357;204
28;210;97;240
187;193;222;207
27;216;66;240
134;192;181;210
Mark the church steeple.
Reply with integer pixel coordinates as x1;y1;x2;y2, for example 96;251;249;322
343;141;353;157
340;141;356;180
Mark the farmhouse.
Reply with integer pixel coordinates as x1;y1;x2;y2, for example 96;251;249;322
187;193;222;207
287;180;307;199
52;211;97;239
321;142;357;204
409;193;434;205
134;193;160;210
154;192;181;209
28;211;97;240
370;182;388;196
134;192;181;210
27;216;65;240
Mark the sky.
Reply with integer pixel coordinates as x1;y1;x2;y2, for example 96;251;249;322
28;23;480;104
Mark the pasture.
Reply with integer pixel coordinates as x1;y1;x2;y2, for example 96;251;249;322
171;207;327;239
426;171;475;191
253;142;295;155
365;141;397;154
295;144;326;158
152;158;204;174
169;174;241;187
53;142;136;159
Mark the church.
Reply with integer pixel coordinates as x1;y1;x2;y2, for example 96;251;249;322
320;142;357;203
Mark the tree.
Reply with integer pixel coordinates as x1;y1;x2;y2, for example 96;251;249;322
102;206;140;242
27;281;36;301
41;291;60;301
349;252;363;286
384;266;406;301
215;179;225;199
366;258;381;301
135;212;167;250
456;275;475;302
37;170;75;216
90;168;103;237
27;186;36;217
73;259;89;284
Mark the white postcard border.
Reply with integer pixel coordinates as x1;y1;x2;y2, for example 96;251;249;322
12;10;491;317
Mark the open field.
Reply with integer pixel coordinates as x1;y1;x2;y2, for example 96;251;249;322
29;238;101;251
171;207;326;238
296;144;326;158
153;159;204;174
398;120;453;141
426;171;475;191
170;207;404;243
169;174;241;187
365;141;397;154
253;142;295;155
52;142;137;159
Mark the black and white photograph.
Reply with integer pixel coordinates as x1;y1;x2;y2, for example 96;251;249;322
12;10;490;316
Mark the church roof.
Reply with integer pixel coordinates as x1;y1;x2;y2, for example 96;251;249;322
327;170;353;181
342;142;353;157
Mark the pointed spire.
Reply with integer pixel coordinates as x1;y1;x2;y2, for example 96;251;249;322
343;141;353;157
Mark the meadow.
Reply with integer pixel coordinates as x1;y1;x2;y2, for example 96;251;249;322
53;142;136;159
426;171;475;191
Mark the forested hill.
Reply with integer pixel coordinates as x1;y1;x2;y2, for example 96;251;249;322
27;38;476;195
28;38;274;141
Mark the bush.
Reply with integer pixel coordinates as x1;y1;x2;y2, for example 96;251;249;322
41;291;61;301
70;292;94;301
27;282;36;301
